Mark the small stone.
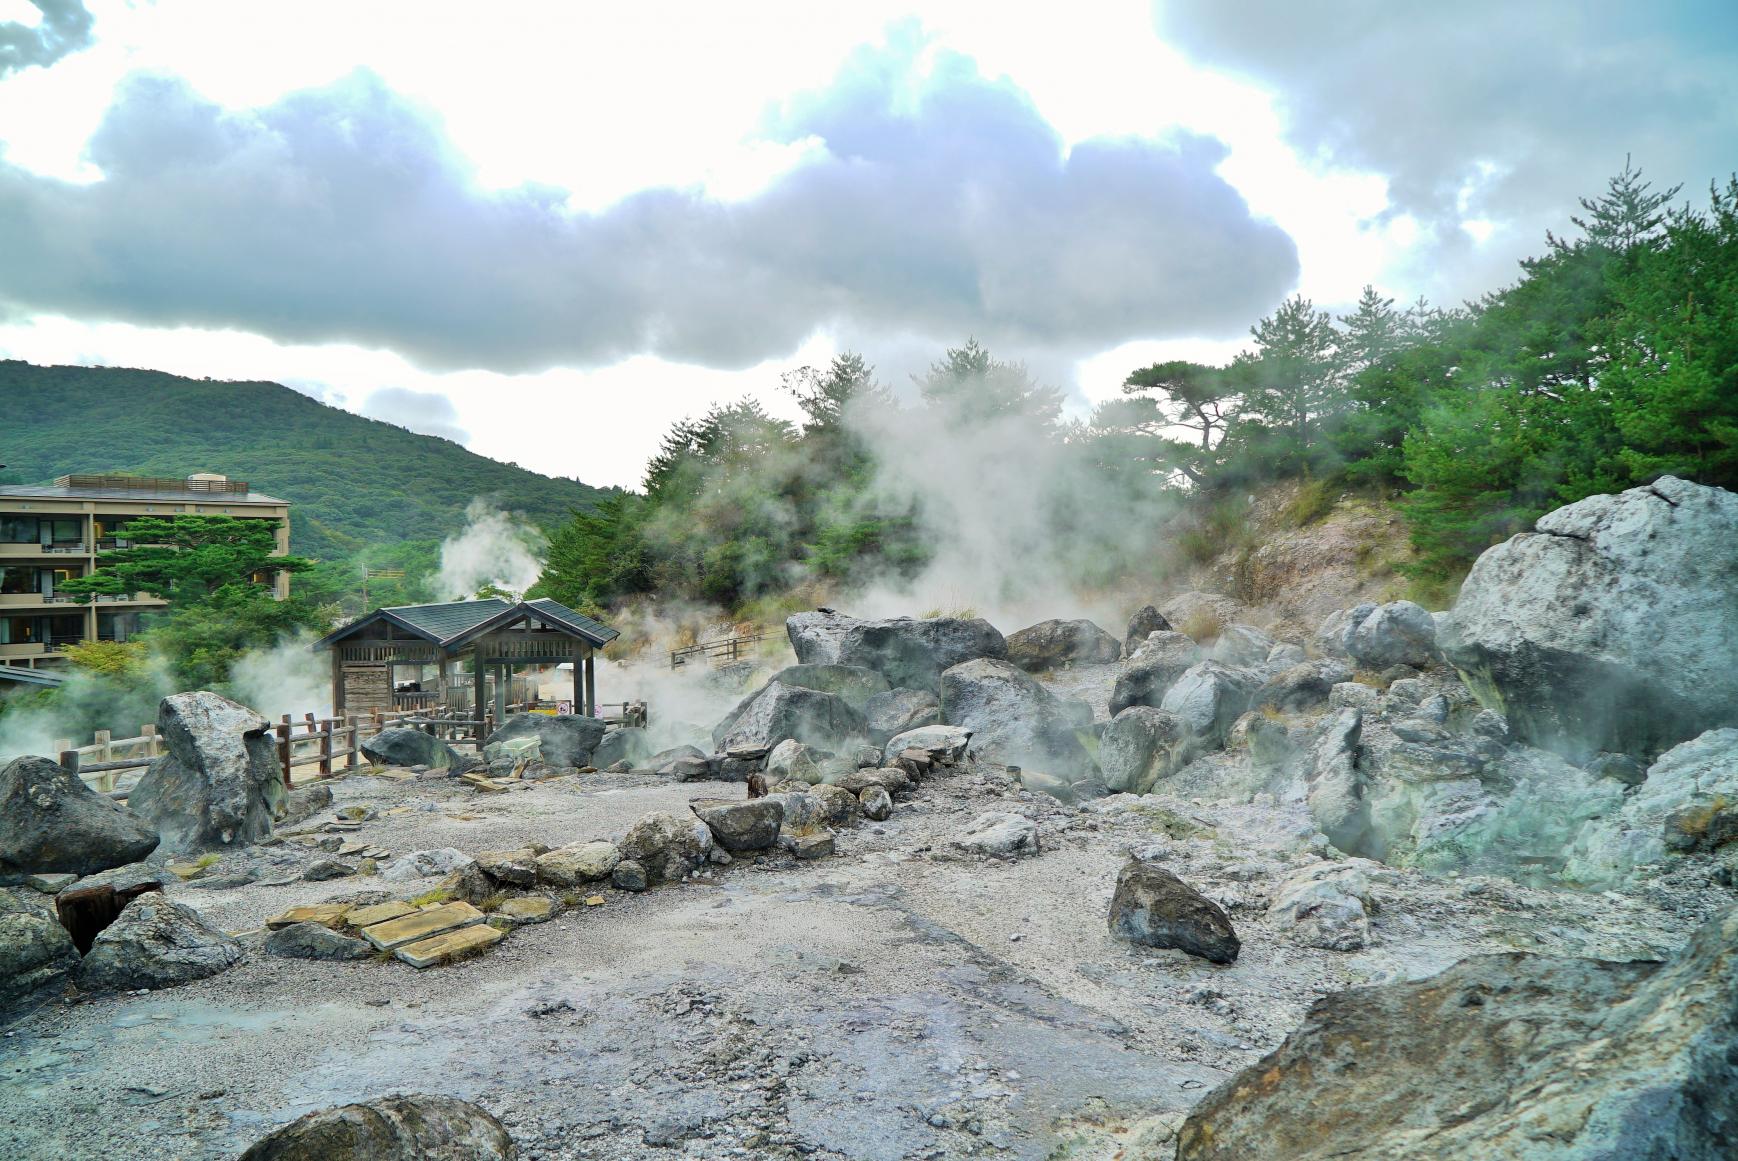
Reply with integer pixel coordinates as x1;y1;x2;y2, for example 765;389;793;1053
1107;859;1239;964
859;785;893;822
25;872;78;894
785;832;835;859
491;896;556;926
584;895;605;906
612;860;648;891
302;858;354;882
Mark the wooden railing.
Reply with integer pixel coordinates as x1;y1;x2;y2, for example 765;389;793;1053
669;629;776;669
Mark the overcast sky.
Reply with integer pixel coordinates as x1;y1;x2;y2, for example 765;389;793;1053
2;1;1734;487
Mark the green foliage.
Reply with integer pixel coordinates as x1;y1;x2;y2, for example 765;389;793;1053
58;515;310;602
1281;477;1339;527
147;584;328;689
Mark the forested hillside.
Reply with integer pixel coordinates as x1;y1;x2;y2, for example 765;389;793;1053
0;363;614;561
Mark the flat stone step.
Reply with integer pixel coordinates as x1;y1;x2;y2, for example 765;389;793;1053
359;901;484;950
394;922;504;967
343;900;417;929
266;903;353;930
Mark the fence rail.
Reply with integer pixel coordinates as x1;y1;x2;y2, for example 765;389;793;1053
669;630;776;669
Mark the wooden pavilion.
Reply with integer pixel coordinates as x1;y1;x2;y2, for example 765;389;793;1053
314;597;619;725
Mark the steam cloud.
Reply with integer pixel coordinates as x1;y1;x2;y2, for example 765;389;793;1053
435;499;547;601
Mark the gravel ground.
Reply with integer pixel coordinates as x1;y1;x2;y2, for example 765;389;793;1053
2;691;1732;1159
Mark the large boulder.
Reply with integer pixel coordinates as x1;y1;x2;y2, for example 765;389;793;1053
1307;709;1368;855
691;798;784;852
765;739;824;785
1098;707;1190;795
786;610;1007;692
1004;618;1121;671
862;688;941;747
1255;659;1354;713
618;812;714;884
74;895;242;993
1107;861;1239;964
1441;475;1738;761
1564;728;1738;888
1123;605;1172;657
128;692;283;853
1343;601;1439;670
1178;906;1738;1160
1159;661;1259;747
939;658;1094;781
1109;631;1203;715
237;1094;516;1161
711;680;866;753
0;885;80;1011
591;726;652;769
484;713;606;768
1208;624;1275;668
360;727;470;771
0;755;159;876
770;664;890;712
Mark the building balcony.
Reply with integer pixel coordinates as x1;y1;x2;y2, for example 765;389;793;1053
0;542;87;559
0;592;165;609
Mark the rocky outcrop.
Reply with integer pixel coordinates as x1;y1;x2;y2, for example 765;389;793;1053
939;658;1094;781
771;664;890;711
1341;601;1439;670
1123;605;1171;657
1159;661;1258;747
74;895;242;993
1564;728;1738;887
1441;475;1738;760
861;687;941;749
712;680;866;753
786;610;1007;692
360;727;471;771
0;885;80;1010
1098;707;1189;795
484;714;606;768
1108;631;1202;715
1004;619;1121;671
1178;906;1738;1160
1107;861;1239;964
618;812;714;884
129;692;284;853
0;755;159;876
237;1093;516;1161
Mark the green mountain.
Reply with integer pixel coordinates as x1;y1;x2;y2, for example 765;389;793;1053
0;360;616;561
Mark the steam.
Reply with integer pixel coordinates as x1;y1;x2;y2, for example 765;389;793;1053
226;631;333;722
435;499;547;601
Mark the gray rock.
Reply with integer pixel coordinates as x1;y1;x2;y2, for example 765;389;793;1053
1343;601;1439;669
1267;861;1374;951
0;885;80;1011
279;782;332;827
484;713;606;768
712;680;866;754
1108;860;1238;963
1586;751;1648;786
619;812;714;883
611;860;648;891
863;687;943;747
1313;606;1360;659
1306;709;1366;856
1208;624;1274;668
691;798;784;852
859;785;893;822
236;1093;515;1160
1098;707;1190;795
643;744;706;773
360;727;469;772
765;739;823;785
1256;660;1354;713
129;691;284;853
75;895;242;992
301;858;353;882
476;848;540;887
1109;631;1204;715
1228;712;1301;772
809;784;861;828
1329;681;1381;712
1442;476;1738;760
1123;605;1172;658
771;663;891;711
535;841;619;887
786;610;1007;692
592;726;652;769
951;812;1040;857
763;791;829;837
940;658;1095;781
265;921;371;961
1159;661;1259;746
1005;618;1122;671
0;755;160;876
381;848;474;882
1564;728;1738;887
1058;698;1095;729
663;754;712;782
835;767;912;796
785;831;835;859
882;724;973;765
1178;906;1738;1160
1266;642;1308;668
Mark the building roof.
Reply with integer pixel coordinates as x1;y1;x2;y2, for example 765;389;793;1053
0;665;68;688
315;597;619;651
0;481;289;506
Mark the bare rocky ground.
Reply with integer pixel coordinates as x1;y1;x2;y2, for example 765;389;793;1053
5;711;1728;1161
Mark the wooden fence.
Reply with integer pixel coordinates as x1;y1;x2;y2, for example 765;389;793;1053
669;629;776;669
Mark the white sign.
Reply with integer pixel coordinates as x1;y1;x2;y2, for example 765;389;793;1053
557;700;574;715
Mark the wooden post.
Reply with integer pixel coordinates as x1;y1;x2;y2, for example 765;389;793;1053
472;648;486;740
318;720;333;776
94;729;112;763
584;653;597;718
141;723;158;756
346;715;361;768
275;719;292;789
59;749;80;773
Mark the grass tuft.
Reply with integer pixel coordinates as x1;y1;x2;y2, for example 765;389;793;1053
1282;477;1339;526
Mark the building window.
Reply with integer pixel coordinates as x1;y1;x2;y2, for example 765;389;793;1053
0;567;42;595
0;516;37;542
